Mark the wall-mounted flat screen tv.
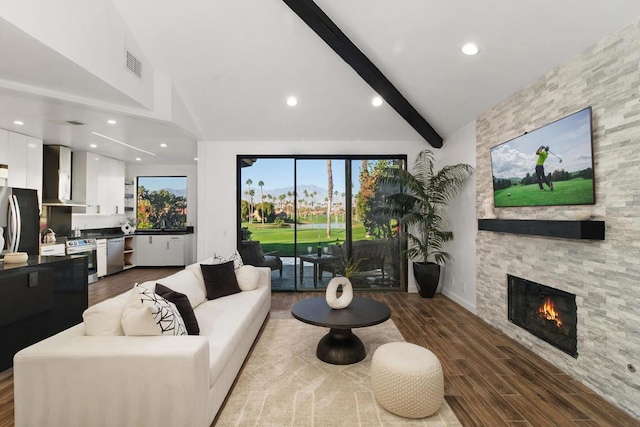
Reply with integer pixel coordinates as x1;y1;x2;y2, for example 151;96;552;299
490;107;595;207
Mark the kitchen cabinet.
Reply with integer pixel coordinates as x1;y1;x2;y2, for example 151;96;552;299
0;129;7;161
72;152;124;215
0;255;88;371
6;132;27;188
123;235;136;269
40;243;66;256
96;239;107;277
165;235;184;266
108;158;125;215
26;136;43;206
0;131;43;201
136;235;185;267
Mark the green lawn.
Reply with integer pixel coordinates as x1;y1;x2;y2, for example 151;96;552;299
494;178;594;207
242;215;368;255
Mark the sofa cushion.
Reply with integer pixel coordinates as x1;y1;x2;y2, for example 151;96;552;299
201;262;242;300
155;283;200;335
212;249;244;270
82;292;129;336
156;269;206;308
121;284;187;336
194;284;271;386
235;265;260;291
185;257;214;292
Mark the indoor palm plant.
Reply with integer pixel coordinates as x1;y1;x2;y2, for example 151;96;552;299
378;149;473;297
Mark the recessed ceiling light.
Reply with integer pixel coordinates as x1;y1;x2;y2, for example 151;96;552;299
135;158;141;161
372;96;383;107
13;120;24;125
286;96;298;107
107;119;117;125
194;157;199;161
160;143;167;148
90;144;97;148
461;43;479;56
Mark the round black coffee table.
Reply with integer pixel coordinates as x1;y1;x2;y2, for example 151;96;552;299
291;296;391;365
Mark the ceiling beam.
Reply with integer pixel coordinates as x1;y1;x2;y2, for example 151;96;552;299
282;0;443;148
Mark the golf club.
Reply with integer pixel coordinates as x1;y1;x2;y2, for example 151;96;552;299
546;147;562;163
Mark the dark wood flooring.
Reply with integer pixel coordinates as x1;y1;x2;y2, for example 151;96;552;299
1;267;638;426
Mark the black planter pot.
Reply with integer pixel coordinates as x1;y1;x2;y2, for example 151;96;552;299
413;262;441;298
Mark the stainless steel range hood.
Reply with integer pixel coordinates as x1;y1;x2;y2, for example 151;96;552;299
42;145;86;207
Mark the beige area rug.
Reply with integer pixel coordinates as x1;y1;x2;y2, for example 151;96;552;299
215;319;462;426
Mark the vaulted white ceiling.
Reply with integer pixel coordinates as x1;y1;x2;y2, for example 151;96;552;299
2;1;640;164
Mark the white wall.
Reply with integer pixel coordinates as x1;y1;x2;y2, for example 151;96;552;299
197;139;428;292
71;213;126;230
0;0;154;109
435;121;477;312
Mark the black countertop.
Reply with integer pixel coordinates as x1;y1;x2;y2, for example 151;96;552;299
0;255;87;271
133;230;194;235
75;226;194;240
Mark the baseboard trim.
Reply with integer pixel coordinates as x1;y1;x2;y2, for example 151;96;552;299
441;289;476;314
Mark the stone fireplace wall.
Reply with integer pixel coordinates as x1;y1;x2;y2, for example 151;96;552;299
475;20;640;417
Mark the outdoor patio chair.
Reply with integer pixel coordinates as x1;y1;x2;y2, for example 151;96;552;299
320;239;388;281
240;240;283;276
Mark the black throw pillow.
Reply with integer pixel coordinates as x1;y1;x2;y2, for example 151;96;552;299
201;261;241;300
155;283;200;335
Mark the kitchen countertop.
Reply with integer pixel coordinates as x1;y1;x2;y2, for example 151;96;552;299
133;230;193;235
0;255;87;271
65;226;195;240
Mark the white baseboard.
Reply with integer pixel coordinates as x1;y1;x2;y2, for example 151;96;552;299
441;289;476;314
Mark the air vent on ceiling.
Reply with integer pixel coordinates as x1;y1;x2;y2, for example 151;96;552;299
126;50;143;78
49;120;86;126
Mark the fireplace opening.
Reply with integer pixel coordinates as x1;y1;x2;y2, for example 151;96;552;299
508;275;578;358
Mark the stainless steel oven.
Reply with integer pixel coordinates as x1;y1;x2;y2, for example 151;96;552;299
66;238;98;284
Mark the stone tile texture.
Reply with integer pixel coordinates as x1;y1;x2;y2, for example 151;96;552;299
476;19;640;418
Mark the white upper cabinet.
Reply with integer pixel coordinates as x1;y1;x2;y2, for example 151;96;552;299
0;129;8;164
107;157;125;215
0;130;43;202
6;132;28;188
73;151;124;215
26;137;43;206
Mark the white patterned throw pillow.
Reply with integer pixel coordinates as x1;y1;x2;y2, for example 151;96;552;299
121;284;187;336
212;249;244;270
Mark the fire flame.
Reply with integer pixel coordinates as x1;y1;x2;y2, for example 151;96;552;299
539;298;563;328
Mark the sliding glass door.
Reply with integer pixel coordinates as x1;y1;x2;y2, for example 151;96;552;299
239;155;405;292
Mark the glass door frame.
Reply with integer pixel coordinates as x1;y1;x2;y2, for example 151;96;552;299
236;154;408;292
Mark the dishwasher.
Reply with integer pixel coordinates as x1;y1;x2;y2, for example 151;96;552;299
106;237;125;275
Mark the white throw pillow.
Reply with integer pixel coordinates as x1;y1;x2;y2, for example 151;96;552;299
212;250;244;270
121;284;187;336
235;265;260;291
186;257;214;291
156;269;206;308
82;295;128;336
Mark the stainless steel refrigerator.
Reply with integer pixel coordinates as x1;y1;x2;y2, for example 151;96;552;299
0;187;40;255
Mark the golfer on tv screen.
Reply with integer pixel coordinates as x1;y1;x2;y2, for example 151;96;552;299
489;107;595;207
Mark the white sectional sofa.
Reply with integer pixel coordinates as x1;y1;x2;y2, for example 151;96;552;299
14;259;272;427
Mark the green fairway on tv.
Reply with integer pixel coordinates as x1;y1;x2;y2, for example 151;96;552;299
494;178;594;207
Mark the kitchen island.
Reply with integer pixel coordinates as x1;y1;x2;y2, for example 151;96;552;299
0;255;88;371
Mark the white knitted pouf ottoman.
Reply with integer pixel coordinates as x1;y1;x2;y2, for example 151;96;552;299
371;342;444;418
